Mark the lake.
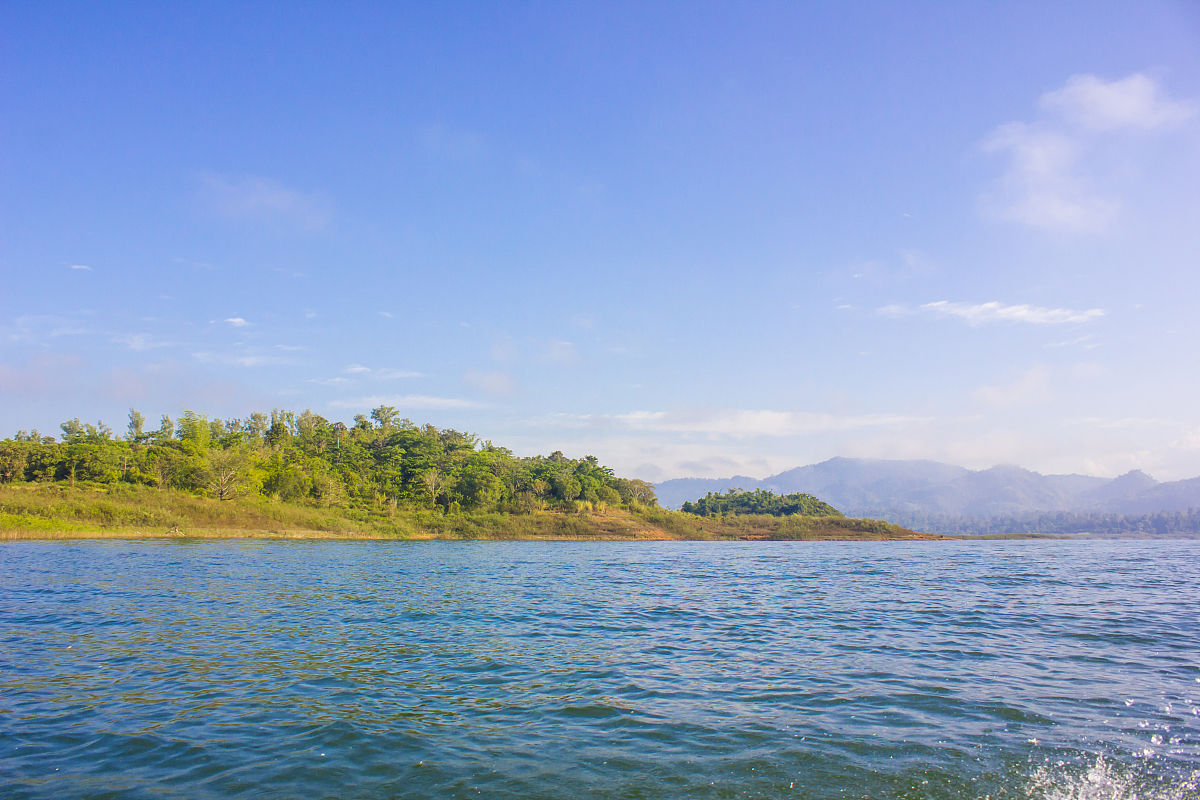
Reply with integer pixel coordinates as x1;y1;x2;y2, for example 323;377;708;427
1;539;1198;799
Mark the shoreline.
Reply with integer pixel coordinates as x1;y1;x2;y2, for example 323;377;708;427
0;484;939;542
0;528;952;542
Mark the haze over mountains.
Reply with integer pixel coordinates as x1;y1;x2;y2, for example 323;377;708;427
655;458;1200;520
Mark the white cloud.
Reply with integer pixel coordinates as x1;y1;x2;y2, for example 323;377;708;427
1045;334;1099;349
875;303;911;318
463;369;515;396
375;368;422;380
8;314;89;341
193;351;295;367
490;335;518;363
113;333;171;351
541;340;580;365
547;408;927;438
972;362;1104;408
1040;73;1196;132
69;264;92;271
329;394;483;410
198;173;331;230
980;73;1194;233
919;300;1106;325
973;366;1053;407
307;377;351;386
337;364;420;379
224;317;251;328
980;122;1116;232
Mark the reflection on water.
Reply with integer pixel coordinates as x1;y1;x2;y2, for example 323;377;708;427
1;539;1198;799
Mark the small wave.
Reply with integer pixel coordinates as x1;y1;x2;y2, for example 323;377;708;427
1024;756;1199;800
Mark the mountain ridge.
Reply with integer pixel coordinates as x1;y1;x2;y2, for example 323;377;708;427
654;458;1200;519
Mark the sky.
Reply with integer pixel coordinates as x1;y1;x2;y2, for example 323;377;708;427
3;1;1200;482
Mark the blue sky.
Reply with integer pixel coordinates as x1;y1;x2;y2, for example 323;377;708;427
3;1;1200;481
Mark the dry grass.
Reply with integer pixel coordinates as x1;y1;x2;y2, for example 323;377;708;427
629;504;938;540
0;483;935;541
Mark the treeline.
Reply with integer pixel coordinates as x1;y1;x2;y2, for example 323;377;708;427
877;509;1200;537
0;407;657;514
680;488;842;518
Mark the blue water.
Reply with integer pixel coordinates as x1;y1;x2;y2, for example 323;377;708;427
1;540;1198;799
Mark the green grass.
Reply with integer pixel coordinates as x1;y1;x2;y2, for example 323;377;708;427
629;504;936;540
0;483;935;541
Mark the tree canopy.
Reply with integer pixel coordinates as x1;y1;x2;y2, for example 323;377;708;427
0;407;658;514
681;488;842;518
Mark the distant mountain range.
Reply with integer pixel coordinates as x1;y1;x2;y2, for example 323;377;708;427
654;457;1200;520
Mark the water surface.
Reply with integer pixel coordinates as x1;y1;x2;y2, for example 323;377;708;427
2;539;1198;798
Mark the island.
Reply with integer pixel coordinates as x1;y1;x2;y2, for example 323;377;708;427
0;407;937;541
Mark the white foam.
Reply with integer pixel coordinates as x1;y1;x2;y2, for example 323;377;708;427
1025;756;1200;800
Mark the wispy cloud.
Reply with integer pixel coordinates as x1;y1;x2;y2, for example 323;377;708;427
918;300;1106;325
339;364;420;379
548;408;927;438
69;264;92;271
973;366;1053;407
1045;334;1100;349
1039;73;1195;132
463;369;515;396
224;317;251;328
193;351;296;367
375;368;422;380
981;73;1194;233
197;172;332;231
981;122;1116;232
329;394;483;410
113;333;171;351
541;340;580;365
8;314;89;341
874;303;910;319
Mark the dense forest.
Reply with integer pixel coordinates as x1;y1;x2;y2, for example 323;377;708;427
0;407;657;514
881;509;1200;537
681;488;842;518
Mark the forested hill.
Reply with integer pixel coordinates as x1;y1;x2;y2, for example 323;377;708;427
0;407;657;513
657;457;1200;517
681;489;842;518
657;457;1200;536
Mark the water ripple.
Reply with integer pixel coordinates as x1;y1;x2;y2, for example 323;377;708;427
1;539;1198;799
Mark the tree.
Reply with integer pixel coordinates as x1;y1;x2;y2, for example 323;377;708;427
176;411;211;449
126;409;146;442
370;405;400;431
454;464;504;510
205;447;257;501
145;445;187;488
0;444;28;483
613;478;657;505
245;413;269;441
3;406;653;521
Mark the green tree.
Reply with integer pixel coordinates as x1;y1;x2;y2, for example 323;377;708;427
205;446;258;501
126;408;146;442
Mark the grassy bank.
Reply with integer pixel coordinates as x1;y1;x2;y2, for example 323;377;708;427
0;483;938;541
